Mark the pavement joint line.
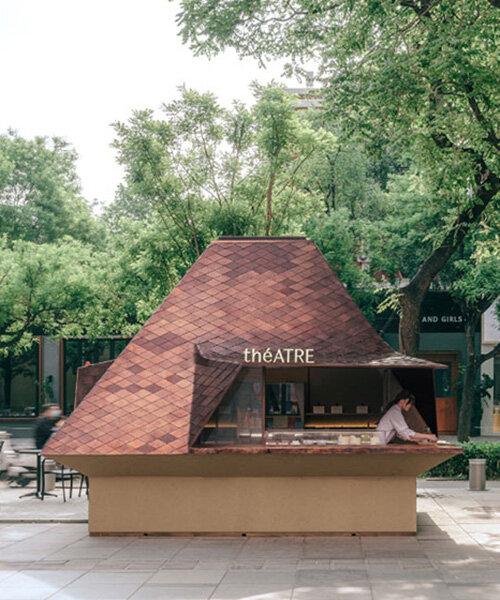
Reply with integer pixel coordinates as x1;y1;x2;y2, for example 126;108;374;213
0;519;88;523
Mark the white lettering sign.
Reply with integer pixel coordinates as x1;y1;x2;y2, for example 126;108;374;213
421;315;463;324
243;348;315;364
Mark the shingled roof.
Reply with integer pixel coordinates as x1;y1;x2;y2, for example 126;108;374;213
45;237;440;457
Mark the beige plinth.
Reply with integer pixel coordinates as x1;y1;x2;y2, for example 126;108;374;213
48;446;460;535
88;475;416;535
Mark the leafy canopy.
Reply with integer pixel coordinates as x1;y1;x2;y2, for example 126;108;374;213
179;0;499;211
0;130;103;245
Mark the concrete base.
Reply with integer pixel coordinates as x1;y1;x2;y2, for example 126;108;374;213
89;475;416;535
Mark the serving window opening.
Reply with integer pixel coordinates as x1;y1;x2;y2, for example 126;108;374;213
196;366;435;447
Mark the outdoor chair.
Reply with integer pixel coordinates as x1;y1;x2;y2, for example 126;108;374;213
58;464;88;502
38;458;88;501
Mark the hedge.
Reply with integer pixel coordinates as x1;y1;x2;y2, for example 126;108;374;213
421;442;500;480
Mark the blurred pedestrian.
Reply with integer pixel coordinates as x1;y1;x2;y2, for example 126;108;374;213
34;403;62;449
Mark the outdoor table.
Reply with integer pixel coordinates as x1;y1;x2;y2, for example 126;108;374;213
18;448;57;500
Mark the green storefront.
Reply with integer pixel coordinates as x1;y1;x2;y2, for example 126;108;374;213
377;291;481;436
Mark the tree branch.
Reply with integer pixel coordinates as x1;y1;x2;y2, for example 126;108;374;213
401;162;499;303
466;93;500;151
481;342;500;364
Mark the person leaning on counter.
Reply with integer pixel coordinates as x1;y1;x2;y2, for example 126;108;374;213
377;390;438;445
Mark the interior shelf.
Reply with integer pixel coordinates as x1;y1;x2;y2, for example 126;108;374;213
305;412;379;417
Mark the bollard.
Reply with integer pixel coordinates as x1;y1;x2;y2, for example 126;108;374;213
469;458;486;491
43;459;57;492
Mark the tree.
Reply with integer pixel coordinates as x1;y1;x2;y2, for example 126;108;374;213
178;0;500;355
364;171;447;284
104;218;185;327
0;131;103;245
304;207;377;319
111;85;333;260
0;237;103;356
448;218;500;440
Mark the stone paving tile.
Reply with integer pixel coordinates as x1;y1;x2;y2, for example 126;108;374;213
222;569;295;585
331;559;367;570
211;583;293;599
148;568;226;584
292;585;371;599
439;568;500;583
0;481;88;521
263;559;299;570
2;569;85;587
229;560;265;569
0;570;84;600
296;558;331;569
76;570;153;584
130;584;216;599
194;560;233;570
49;582;143;600
367;568;444;583
0;481;500;598
448;583;500;600
0;569;18;582
0;584;53;600
162;560;199;569
296;568;369;585
371;582;451;599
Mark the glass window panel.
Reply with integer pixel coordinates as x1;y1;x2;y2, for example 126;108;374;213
0;343;39;417
494;357;500;432
434;362;453;397
265;383;304;430
111;338;130;359
494;356;500;406
62;338;131;415
63;340;81;415
198;368;263;446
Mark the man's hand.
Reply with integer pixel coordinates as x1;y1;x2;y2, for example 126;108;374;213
402;399;412;411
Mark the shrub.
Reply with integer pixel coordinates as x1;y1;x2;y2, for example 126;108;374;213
421;442;500;480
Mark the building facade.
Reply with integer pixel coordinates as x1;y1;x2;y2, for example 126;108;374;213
481;301;500;436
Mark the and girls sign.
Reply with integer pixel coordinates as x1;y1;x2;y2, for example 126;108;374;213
243;348;314;364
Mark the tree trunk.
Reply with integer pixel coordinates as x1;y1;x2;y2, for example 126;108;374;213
399;288;423;356
457;316;479;442
2;356;12;409
265;171;275;236
397;165;499;356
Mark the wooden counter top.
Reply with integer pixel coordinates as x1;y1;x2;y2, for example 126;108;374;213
191;443;462;456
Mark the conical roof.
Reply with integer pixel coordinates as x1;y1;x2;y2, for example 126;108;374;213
45;237;439;456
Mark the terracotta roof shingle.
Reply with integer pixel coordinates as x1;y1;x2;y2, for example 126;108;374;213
44;237;441;457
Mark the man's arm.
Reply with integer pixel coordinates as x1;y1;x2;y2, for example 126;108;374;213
409;431;438;443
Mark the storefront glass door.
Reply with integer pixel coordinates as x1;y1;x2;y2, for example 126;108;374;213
420;352;458;434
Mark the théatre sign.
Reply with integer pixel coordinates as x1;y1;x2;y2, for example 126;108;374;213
243;348;314;364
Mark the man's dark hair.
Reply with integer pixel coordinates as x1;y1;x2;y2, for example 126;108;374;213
381;389;415;417
393;389;415;404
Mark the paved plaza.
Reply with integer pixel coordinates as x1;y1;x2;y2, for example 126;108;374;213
0;480;499;599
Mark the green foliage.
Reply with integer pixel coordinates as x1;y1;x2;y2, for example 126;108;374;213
111;85;333;247
449;214;500;308
179;1;499;184
304;208;376;319
0;131;103;245
363;171;444;281
0;237;101;355
179;2;500;347
422;442;500;480
105;218;184;327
